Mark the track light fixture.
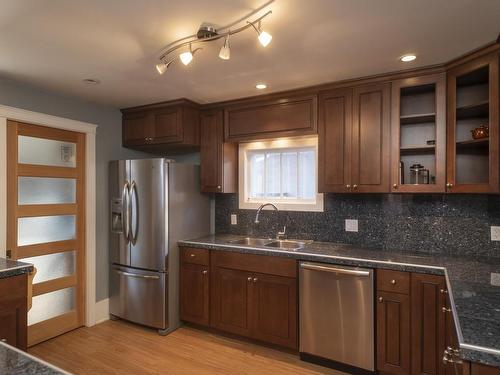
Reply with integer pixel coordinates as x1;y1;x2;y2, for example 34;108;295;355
155;1;273;74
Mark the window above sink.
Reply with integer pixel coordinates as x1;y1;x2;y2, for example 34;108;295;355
239;136;324;212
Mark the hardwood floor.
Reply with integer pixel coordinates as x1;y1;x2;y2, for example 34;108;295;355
29;320;345;375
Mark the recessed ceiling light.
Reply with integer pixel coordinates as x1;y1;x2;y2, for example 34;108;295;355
400;54;417;62
82;78;100;85
256;83;267;90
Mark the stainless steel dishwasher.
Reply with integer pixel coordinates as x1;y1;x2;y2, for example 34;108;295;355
299;261;374;373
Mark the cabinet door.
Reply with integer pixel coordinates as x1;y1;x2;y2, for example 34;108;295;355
224;95;318;142
210;267;252;337
352;83;391;193
318;88;353;192
200;110;237;193
122;112;154;145
391;74;446;193
250;272;297;349
153;108;183;144
377;291;410;375
0;275;27;350
446;52;499;193
180;263;209;326
411;273;447;375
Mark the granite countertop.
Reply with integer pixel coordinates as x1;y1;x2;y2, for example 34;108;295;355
0;341;68;375
179;234;500;367
0;258;33;279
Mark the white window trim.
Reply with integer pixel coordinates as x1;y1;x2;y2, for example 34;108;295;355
238;136;324;212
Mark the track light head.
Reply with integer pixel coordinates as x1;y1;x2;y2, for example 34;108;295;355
258;31;272;47
219;34;231;60
156;60;171;74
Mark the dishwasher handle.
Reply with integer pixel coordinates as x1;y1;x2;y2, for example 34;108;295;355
300;262;371;277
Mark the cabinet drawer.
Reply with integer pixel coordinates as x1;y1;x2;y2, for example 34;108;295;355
377;269;410;294
212;251;297;278
181;247;210;266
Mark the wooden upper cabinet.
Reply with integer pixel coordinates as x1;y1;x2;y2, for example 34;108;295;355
121;99;200;153
391;74;447;193
319;83;390;193
200;110;237;193
446;52;499;193
410;273;447;375
224;94;318;142
351;83;391;193
318;88;352;193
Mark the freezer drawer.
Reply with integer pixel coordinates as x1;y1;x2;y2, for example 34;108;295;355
299;262;374;372
110;265;167;329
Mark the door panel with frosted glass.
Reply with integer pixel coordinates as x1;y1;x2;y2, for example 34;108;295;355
7;121;85;346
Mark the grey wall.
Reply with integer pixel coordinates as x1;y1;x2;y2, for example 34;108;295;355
0;77;142;301
216;193;500;258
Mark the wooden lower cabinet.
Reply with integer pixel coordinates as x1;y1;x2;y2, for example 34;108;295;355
179;263;209;326
411;273;447;375
0;274;28;350
210;267;253;337
180;249;299;350
377;290;411;375
250;272;297;349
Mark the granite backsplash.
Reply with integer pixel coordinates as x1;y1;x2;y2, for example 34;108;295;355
214;193;500;258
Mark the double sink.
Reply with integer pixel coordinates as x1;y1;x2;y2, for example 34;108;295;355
228;237;309;251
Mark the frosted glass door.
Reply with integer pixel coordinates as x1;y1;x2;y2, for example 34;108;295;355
7;120;85;346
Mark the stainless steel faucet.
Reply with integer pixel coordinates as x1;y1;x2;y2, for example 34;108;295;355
254;203;278;224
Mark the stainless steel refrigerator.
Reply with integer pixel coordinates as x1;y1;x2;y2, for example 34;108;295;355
109;159;210;334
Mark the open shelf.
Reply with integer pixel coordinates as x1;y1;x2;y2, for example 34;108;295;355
456;101;489;120
400;113;436;125
400;145;436;155
456;138;489;151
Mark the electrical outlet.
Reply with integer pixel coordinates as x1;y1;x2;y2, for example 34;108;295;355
345;219;358;232
230;214;238;225
491;273;500;286
491;226;500;241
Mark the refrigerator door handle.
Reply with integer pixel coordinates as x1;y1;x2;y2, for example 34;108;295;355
130;180;138;244
122;181;130;243
115;269;160;280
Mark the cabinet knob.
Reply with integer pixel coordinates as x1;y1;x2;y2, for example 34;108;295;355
202;270;208;275
253;277;258;283
440;289;448;294
346;184;351;189
446;183;453;188
393;184;398;189
442;307;452;313
378;297;383;303
189;254;195;258
390;279;396;285
352;184;358;190
145;137;154;142
217;185;221;189
0;338;6;342
247;277;252;282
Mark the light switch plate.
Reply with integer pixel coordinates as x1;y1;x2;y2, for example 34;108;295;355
491;226;500;241
491;273;500;286
230;214;238;225
345;219;358;232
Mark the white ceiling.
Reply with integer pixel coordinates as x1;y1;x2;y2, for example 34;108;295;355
0;0;499;108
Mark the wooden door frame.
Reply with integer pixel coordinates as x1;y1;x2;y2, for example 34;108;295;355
0;104;99;327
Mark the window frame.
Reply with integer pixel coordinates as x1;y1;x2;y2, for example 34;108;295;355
238;136;324;212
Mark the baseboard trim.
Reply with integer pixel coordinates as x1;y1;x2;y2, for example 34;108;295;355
93;298;110;326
